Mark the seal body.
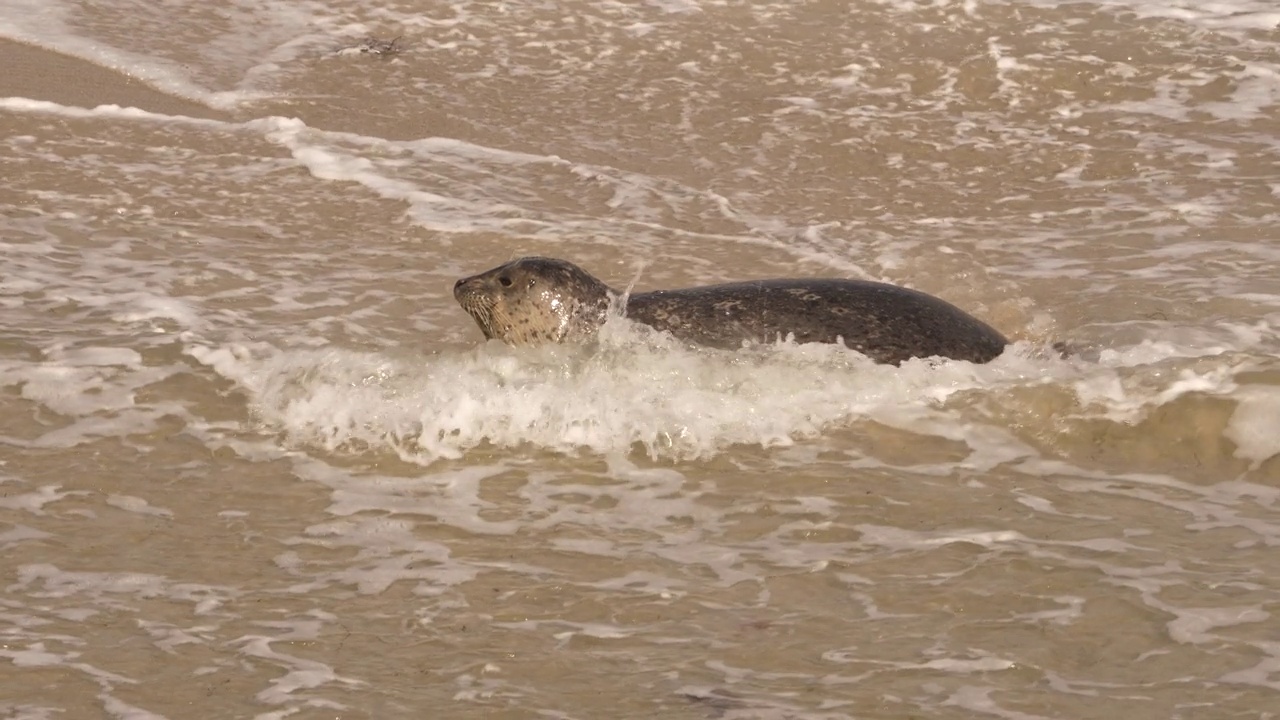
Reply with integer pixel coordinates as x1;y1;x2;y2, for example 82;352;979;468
454;257;1008;364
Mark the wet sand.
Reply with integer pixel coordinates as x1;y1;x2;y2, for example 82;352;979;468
0;38;225;119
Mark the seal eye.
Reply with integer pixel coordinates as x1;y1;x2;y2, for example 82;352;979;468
498;276;512;287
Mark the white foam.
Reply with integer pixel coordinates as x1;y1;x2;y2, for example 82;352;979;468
1070;349;1244;424
944;685;1055;720
13;564;236;615
1225;385;1280;464
1;344;187;448
255;115;762;243
99;696;168;720
856;525;1026;551
0;525;54;547
920;656;1017;673
49;346;142;367
646;0;703;13
0;485;86;515
0;0;318;110
233;617;363;707
1219;641;1280;691
1165;605;1270;644
0;97;228;127
0;705;63;720
281;517;477;596
995;0;1280;33
187;320;1058;465
105;495;174;519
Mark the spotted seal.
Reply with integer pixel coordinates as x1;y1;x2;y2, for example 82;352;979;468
453;257;1008;364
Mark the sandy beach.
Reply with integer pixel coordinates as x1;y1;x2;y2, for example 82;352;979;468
0;38;225;119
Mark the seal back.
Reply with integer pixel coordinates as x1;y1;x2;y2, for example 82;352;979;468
624;279;1007;364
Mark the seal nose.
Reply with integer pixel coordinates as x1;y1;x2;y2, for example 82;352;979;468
453;276;472;299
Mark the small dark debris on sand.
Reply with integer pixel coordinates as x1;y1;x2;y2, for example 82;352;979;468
337;36;404;58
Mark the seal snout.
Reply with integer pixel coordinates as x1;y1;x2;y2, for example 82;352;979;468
453;275;481;300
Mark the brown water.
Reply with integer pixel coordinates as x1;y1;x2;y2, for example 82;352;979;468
2;1;1280;718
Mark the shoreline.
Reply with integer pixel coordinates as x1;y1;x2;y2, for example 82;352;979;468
0;38;226;120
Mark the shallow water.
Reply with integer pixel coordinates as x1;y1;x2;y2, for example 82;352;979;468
2;0;1279;718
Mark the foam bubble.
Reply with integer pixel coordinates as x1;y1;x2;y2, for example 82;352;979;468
1225;385;1280;465
189;318;1049;465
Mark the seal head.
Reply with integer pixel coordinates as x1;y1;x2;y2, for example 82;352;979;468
453;257;613;344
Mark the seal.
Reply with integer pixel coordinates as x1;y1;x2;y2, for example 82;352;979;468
453;257;1008;364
